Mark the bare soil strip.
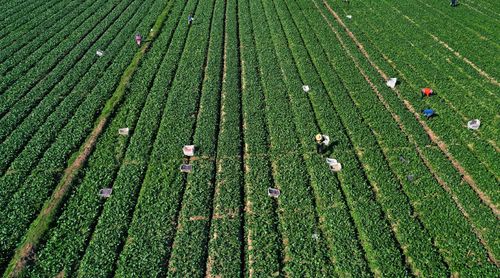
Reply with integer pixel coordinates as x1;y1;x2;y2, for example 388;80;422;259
321;0;499;218
4;2;173;276
316;0;499;266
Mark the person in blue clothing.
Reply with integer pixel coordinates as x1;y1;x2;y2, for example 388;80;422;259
450;0;458;7
423;109;435;119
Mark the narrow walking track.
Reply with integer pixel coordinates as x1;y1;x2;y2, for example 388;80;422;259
3;2;174;276
2;1;498;277
321;0;499;219
317;0;499;267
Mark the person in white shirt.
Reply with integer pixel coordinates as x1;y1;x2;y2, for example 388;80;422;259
315;134;330;154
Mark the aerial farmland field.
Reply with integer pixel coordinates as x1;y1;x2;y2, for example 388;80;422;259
0;0;498;277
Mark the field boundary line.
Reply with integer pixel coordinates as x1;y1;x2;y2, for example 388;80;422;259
316;0;499;267
3;0;175;276
321;0;499;218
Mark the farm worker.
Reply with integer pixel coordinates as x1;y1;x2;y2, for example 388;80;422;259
450;0;458;7
135;33;142;46
421;87;433;98
422;109;435;119
315;134;330;154
188;14;194;26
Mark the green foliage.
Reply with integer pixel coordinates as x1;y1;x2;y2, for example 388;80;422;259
1;0;498;277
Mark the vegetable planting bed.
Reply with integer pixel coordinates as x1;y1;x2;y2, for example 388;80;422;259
0;0;498;276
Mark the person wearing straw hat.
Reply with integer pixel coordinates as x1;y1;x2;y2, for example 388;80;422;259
315;134;330;154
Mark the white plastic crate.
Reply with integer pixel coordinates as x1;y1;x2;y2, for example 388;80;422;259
386;78;397;89
118;128;129;136
268;188;280;198
183;145;195;156
98;188;112;198
329;163;342;172
467;119;480;130
180;164;192;173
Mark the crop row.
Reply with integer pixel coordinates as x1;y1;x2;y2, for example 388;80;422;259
461;0;500;20
249;0;347;276
311;0;498;275
0;0;140;213
0;0;164;271
289;0;450;275
75;1;200;277
0;0;77;65
319;1;499;275
0;0;84;78
362;0;500;149
381;2;498;115
24;0;176;276
0;0;117;130
0;0;118;113
0;0;140;185
277;0;451;276
414;0;498;39
383;0;499;76
164;0;225;275
0;0;32;24
400;0;498;68
237;0;284;275
273;0;420;275
329;0;499;206
339;0;499;125
102;1;214;276
259;0;375;276
0;0;57;42
335;0;499;119
203;0;245;276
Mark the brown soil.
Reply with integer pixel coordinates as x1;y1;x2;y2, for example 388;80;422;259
55;270;65;278
205;255;214;278
189;215;208;221
319;0;499;266
247;228;254;278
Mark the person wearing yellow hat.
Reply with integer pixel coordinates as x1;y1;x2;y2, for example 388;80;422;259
315;133;330;154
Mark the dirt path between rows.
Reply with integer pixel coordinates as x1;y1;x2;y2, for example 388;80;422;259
5;2;174;276
317;0;498;267
321;0;498;218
